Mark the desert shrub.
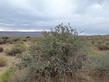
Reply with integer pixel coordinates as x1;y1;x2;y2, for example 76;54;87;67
17;24;87;82
0;56;7;67
26;36;31;39
12;38;20;42
7;37;21;44
96;44;109;51
91;38;109;51
88;54;109;81
2;36;9;43
0;41;5;44
0;36;9;44
0;39;6;44
1;36;9;40
0;47;4;52
22;39;27;42
0;68;14;82
6;44;26;56
92;54;109;71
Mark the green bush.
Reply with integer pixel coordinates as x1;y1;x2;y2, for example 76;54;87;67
17;24;87;82
6;44;26;56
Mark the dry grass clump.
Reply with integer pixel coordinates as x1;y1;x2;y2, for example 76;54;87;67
0;68;14;82
0;56;7;67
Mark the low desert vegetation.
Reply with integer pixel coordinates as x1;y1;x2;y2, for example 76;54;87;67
5;43;26;56
0;24;109;82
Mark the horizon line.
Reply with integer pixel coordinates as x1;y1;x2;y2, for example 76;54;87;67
0;30;108;36
0;29;51;32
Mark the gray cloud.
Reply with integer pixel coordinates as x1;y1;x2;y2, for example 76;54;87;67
0;0;109;34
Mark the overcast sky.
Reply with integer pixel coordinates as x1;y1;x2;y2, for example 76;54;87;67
0;0;109;34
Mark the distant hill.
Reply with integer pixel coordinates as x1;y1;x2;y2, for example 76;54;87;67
0;31;43;37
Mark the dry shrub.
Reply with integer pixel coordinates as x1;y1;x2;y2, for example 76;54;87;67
5;44;26;56
0;47;4;53
97;44;109;51
0;56;7;67
0;36;9;44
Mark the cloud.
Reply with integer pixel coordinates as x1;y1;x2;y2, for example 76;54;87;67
0;0;109;34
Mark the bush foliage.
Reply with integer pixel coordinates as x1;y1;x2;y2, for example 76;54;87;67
17;24;87;82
